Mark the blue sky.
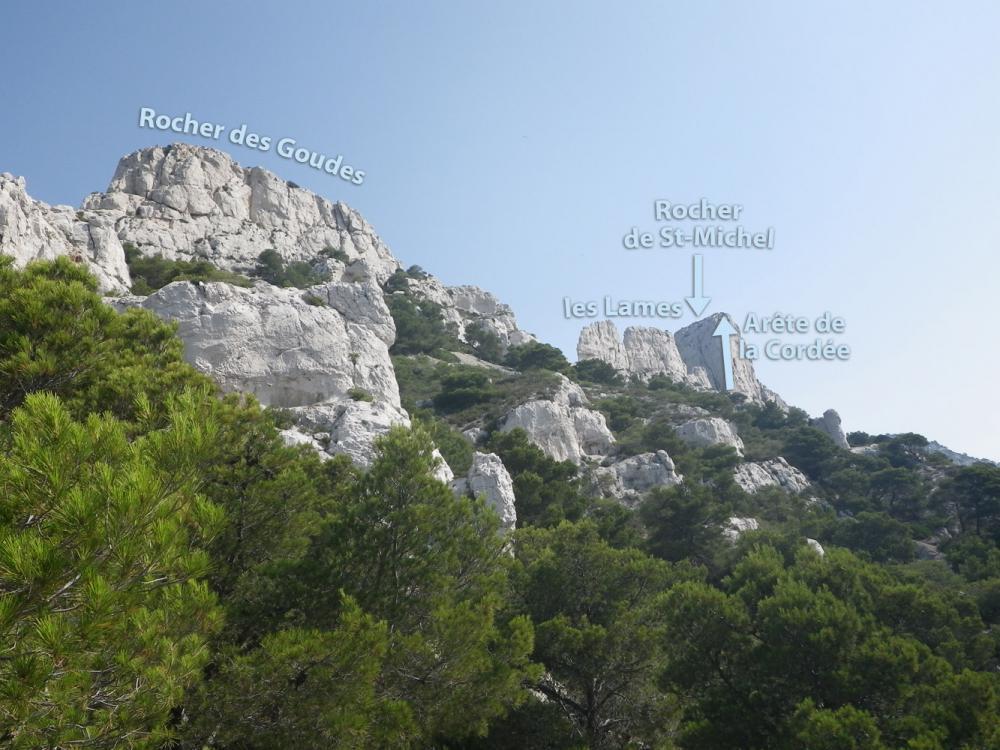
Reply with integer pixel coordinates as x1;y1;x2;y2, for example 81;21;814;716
4;1;999;459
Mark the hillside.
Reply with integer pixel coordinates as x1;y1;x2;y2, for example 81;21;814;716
2;145;1000;749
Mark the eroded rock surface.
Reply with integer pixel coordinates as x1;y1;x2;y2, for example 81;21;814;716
81;143;400;283
0;173;130;291
119;280;399;409
406;274;535;353
577;316;784;404
578;320;700;385
452;452;518;531
593;451;682;503
733;457;810;494
723;516;760;542
501;375;615;463
676;417;745;456
811;408;849;449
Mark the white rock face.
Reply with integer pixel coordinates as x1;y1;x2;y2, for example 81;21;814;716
811;409;849;449
577;320;630;371
81;143;400;283
278;427;327;453
0;173;130;292
122;280;399;409
805;538;826;556
676;417;745;456
406;275;535;353
452;452;517;531
593;451;682;503
282;401;452;481
577;316;783;404
501;374;615;463
723;516;760;542
289;400;410;468
674;313;782;404
733;457;811;494
577;321;702;385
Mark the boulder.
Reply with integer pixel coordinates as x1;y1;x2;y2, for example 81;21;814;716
676;417;745;456
501;375;615;463
288;400;409;468
733;457;810;494
805;538;826;556
452;452;517;531
723;516;759;542
811;409;849;449
593;450;682;503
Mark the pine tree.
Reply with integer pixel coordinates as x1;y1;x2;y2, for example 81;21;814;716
0;392;224;748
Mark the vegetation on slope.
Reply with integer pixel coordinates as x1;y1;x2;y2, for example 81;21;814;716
1;257;999;748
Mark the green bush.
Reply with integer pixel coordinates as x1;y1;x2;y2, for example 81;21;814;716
572;357;623;385
319;245;350;263
411;409;474;475
302;292;326;306
347;387;374;402
487;428;589;527
503;341;571;373
124;243;253;294
387;295;460;355
433;370;499;413
255;248;330;288
465;322;505;364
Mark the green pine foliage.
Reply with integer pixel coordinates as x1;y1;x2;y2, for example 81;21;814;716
3;257;1000;748
0;391;225;748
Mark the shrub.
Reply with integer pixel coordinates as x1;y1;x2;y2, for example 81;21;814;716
387;295;459;355
383;269;409;293
572;358;623;385
254;248;330;288
465;322;505;364
433;370;499;413
503;341;570;374
302;292;326;306
347;387;374;402
124;243;253;294
319;245;350;263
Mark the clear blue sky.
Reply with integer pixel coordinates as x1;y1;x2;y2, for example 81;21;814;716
4;1;999;459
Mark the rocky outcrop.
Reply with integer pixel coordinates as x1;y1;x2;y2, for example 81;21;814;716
723;516;759;542
923;441;996;467
733;457;810;494
577;321;699;385
501;375;615;463
405;274;535;353
674;313;783;404
676;417;745;456
576;316;784;404
81;143;400;283
0;173;130;292
118;280;399;409
452;452;517;531
805;538;826;556
287;400;408;467
282;400;452;482
811;409;849;449
592;451;682;503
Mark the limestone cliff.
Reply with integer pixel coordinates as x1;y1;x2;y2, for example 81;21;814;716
577;316;785;406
